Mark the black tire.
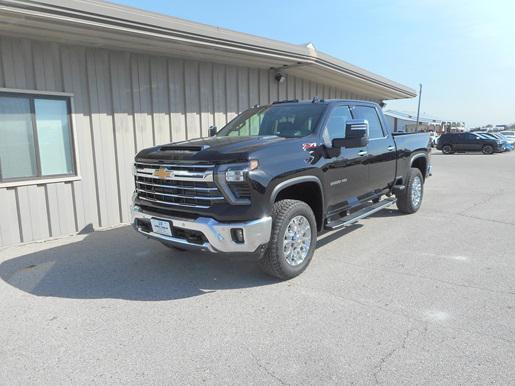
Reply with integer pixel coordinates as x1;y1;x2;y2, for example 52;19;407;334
482;145;494;155
258;199;317;280
441;144;453;154
396;168;424;214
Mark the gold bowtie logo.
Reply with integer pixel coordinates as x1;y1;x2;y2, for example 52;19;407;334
154;168;172;179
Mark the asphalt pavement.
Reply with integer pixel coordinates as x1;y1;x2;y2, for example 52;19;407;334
1;150;514;385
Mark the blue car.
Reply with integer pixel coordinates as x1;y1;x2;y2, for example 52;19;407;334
477;133;512;151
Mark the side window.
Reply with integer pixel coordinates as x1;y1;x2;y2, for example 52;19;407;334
323;106;352;146
352;105;385;139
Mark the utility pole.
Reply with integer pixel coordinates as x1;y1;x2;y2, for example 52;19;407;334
415;83;422;131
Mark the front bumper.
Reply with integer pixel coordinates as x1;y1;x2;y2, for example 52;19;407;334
131;205;272;253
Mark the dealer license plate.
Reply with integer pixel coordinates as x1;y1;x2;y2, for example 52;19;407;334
150;218;172;237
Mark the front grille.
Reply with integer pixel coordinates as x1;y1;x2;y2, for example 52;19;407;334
134;162;224;209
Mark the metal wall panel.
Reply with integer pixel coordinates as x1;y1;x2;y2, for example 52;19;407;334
0;35;373;247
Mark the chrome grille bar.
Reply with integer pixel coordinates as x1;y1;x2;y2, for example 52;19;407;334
136;188;224;201
135;162;215;169
135;171;213;182
138;196;210;209
135;181;218;191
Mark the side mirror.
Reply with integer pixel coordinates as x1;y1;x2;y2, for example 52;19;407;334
208;125;217;137
332;119;369;148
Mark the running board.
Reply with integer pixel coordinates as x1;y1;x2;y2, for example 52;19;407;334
325;197;397;230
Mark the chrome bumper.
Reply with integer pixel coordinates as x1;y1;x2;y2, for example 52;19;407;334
131;205;272;253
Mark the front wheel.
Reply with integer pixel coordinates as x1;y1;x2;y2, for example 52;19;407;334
258;199;317;280
482;145;494;155
396;168;424;214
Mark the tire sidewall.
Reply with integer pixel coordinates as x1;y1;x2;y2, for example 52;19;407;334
274;203;317;277
442;144;452;154
482;145;493;155
407;169;424;212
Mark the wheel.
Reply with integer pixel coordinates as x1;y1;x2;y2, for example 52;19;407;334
258;199;317;280
396;168;424;214
482;145;494;155
441;144;453;154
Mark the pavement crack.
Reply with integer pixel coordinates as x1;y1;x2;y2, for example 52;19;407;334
457;189;504;214
455;212;515;226
372;326;416;384
328;258;513;296
292;283;515;346
247;349;288;385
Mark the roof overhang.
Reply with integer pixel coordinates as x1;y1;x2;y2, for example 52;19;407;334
0;0;416;100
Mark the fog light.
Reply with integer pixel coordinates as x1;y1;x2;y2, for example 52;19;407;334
231;228;244;243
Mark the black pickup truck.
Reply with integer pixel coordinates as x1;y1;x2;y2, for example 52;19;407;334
132;99;431;279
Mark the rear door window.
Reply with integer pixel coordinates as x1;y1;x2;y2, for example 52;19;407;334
352;105;385;139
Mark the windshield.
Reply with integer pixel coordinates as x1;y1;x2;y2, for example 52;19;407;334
216;104;327;138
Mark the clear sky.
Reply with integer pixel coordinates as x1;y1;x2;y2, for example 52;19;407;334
113;0;515;127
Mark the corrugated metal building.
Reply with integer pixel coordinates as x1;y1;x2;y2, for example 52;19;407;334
384;110;465;133
0;0;415;247
384;110;443;133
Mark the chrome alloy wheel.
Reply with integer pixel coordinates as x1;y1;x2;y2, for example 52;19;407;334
283;215;312;266
411;176;422;208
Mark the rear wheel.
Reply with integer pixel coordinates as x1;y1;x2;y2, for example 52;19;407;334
482;144;494;155
258;199;317;280
396;168;424;214
441;144;453;154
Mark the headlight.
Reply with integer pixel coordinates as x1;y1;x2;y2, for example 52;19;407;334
225;160;259;182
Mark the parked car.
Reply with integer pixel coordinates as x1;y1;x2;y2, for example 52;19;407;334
493;133;513;151
131;99;431;279
477;132;512;151
493;132;515;148
437;132;502;154
501;131;515;144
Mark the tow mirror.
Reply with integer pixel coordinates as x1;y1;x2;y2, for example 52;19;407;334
208;125;217;137
332;119;369;148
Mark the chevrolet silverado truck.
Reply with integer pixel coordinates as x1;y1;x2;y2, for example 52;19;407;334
131;99;431;279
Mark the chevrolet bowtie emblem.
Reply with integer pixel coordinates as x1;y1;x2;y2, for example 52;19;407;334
154;168;172;179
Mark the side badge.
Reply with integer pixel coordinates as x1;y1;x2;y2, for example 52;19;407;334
302;143;317;151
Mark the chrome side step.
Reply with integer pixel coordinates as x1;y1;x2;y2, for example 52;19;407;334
325;197;397;230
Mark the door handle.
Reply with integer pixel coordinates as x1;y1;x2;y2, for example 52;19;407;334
387;146;395;151
358;150;368;156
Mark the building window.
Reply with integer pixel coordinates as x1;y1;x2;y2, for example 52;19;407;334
0;92;75;182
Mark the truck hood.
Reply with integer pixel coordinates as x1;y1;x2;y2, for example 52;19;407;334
135;135;288;163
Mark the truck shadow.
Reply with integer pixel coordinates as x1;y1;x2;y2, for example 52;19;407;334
0;226;278;301
316;224;363;249
367;208;403;218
